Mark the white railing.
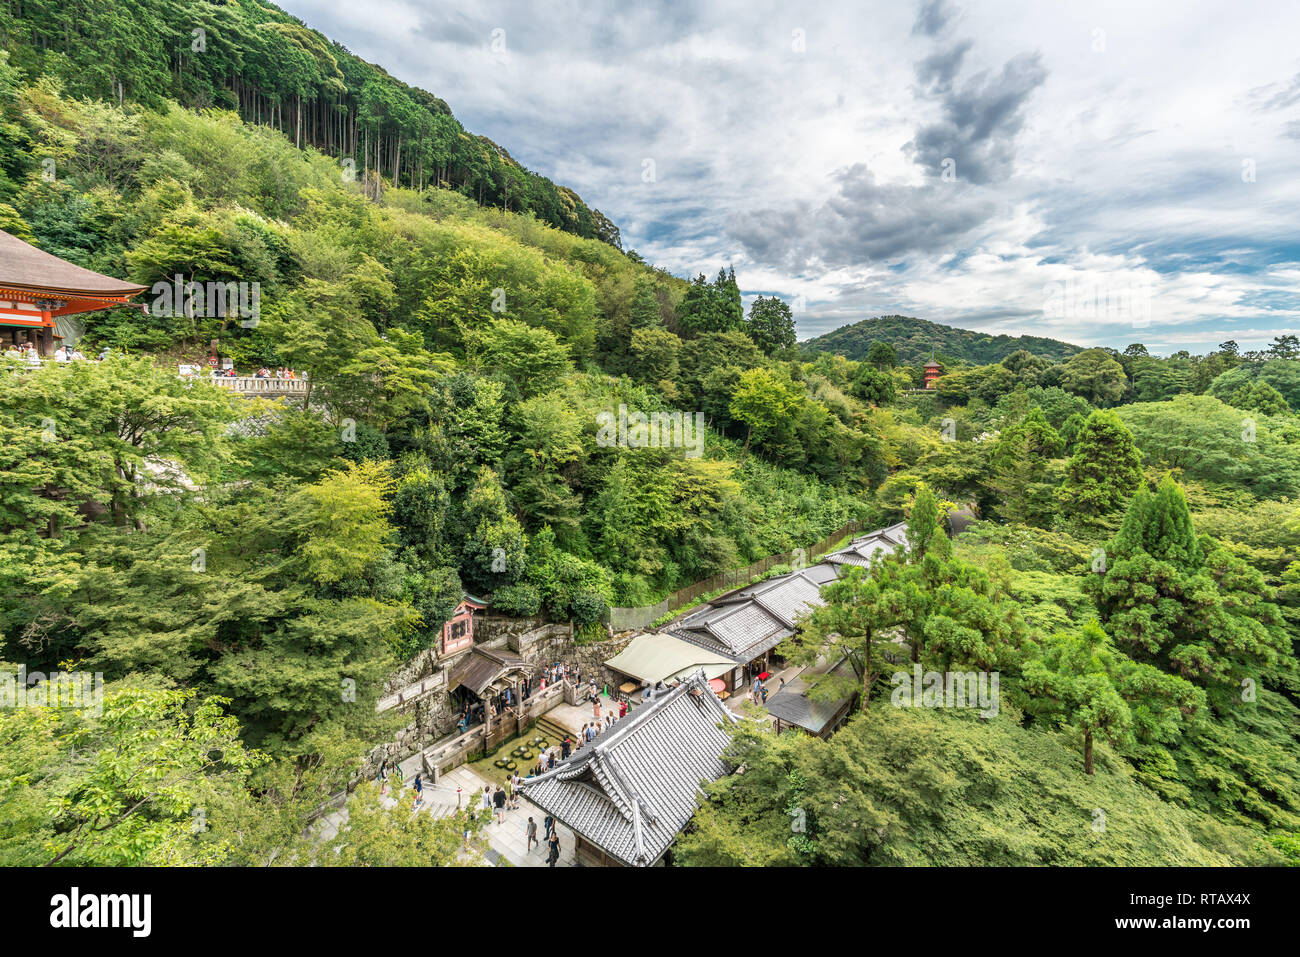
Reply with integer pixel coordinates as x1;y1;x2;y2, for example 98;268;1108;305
209;376;309;394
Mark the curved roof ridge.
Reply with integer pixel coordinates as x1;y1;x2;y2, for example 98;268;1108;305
520;677;698;790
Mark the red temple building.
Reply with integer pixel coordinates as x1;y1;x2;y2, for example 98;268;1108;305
923;357;943;389
0;229;147;355
441;594;488;656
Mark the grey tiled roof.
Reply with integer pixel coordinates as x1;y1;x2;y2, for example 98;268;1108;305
751;573;824;628
765;658;858;733
674;601;790;662
823;523;909;567
800;562;841;585
666;523;908;664
517;672;737;866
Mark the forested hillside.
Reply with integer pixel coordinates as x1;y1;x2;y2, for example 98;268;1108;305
802;314;1083;365
0;0;621;244
0;14;1297;870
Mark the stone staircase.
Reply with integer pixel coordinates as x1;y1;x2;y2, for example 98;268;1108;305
533;715;571;746
407;782;466;820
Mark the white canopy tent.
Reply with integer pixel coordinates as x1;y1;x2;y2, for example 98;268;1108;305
604;632;735;685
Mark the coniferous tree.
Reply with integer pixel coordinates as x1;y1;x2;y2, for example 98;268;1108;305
1087;476;1291;706
1057;409;1143;518
1021;619;1203;774
988;407;1064;525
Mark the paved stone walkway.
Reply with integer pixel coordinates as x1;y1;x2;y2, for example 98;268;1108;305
433;765;579;867
721;662;803;725
316;761;580;866
545;693;615;736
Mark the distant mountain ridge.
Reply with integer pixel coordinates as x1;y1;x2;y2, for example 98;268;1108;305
801;315;1084;365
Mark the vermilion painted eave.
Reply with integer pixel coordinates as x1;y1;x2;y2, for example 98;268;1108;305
0;286;149;325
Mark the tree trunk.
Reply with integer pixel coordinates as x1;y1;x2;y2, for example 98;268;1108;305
1084;731;1094;775
860;638;872;713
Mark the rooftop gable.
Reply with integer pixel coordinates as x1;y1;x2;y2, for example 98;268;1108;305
518;672;736;865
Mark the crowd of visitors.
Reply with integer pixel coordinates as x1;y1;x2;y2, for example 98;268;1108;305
3;341;101;364
174;360;306;379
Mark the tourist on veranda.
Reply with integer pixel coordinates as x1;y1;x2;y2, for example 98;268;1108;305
493;786;507;823
561;736;571;759
526;816;538;853
481;785;492;814
544;814;555;842
547;831;561;867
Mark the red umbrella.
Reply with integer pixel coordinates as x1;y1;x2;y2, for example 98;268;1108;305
708;678;726;694
757;671;772;681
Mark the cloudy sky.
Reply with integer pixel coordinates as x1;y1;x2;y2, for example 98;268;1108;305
280;0;1300;353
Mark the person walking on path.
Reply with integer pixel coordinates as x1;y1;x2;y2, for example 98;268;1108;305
412;773;424;810
493;786;507;823
544;813;555;842
481;785;492;815
378;760;388;796
561;735;572;759
526;816;539;853
546;830;561;867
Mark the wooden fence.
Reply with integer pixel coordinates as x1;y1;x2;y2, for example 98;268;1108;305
606;519;861;632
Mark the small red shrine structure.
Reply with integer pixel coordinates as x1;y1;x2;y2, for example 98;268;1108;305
0;230;147;355
441;594;488;656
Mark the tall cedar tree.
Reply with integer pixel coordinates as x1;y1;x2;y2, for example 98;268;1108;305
1058;408;1143;518
1087;475;1291;708
1021;619;1203;774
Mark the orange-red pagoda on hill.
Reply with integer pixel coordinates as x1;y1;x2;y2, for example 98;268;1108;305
923;357;943;389
0;229;147;355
